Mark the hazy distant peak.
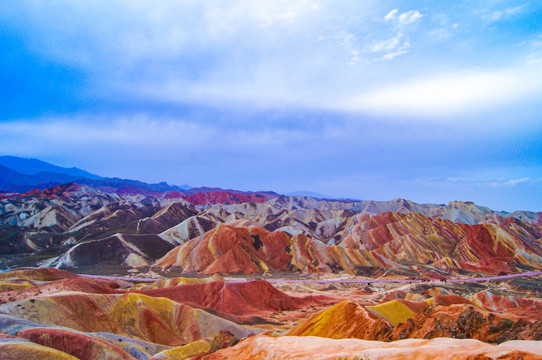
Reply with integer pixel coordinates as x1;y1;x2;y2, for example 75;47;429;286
0;156;102;179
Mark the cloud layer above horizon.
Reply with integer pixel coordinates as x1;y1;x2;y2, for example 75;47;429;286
1;0;541;211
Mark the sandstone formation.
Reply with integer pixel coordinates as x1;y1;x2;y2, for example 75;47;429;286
0;266;539;360
198;334;542;360
287;301;392;340
2;179;541;275
0;172;541;359
154;215;542;275
134;280;326;318
0;292;262;346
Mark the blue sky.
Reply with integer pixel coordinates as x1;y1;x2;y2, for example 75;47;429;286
1;1;541;211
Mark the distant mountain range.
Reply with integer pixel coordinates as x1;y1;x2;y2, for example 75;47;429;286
0;156;192;194
0;156;340;201
0;156;102;179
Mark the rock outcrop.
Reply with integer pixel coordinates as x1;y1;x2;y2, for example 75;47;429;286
197;334;542;360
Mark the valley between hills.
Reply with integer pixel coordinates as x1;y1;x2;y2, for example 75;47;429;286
0;161;541;359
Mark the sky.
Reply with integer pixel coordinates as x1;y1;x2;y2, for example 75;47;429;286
1;0;541;212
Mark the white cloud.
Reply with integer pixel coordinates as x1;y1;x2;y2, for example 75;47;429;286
0;116;215;150
3;0;324;69
338;59;542;120
500;177;531;187
482;6;525;23
0;114;314;159
2;1;539;125
438;176;535;189
381;50;408;60
451;176;533;188
398;10;423;25
384;8;423;26
384;9;398;21
368;34;410;61
369;35;402;53
372;8;422;62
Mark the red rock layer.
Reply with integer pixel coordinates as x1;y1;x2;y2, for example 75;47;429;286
17;327;135;360
162;190;269;205
390;303;542;343
156;215;542;276
0;268;81;282
470;290;542;320
1;292;257;347
135;280;324;317
340;211;542;274
183;191;268;205
154;224;297;274
19;183;98;199
0;277;122;304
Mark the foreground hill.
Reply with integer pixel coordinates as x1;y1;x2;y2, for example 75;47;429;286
0;268;540;360
198;335;542;360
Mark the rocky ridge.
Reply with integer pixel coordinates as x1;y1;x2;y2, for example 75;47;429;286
1;183;541;276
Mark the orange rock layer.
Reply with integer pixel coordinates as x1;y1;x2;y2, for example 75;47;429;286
198;334;542;360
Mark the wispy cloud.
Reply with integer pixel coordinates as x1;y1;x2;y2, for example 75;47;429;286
488;177;532;187
369;8;422;61
369;35;402;53
385;9;423;26
445;176;535;188
384;9;398;21
399;10;423;25
482;5;525;23
367;33;410;61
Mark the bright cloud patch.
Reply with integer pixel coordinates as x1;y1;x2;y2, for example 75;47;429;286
339;59;542;119
384;8;423;25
